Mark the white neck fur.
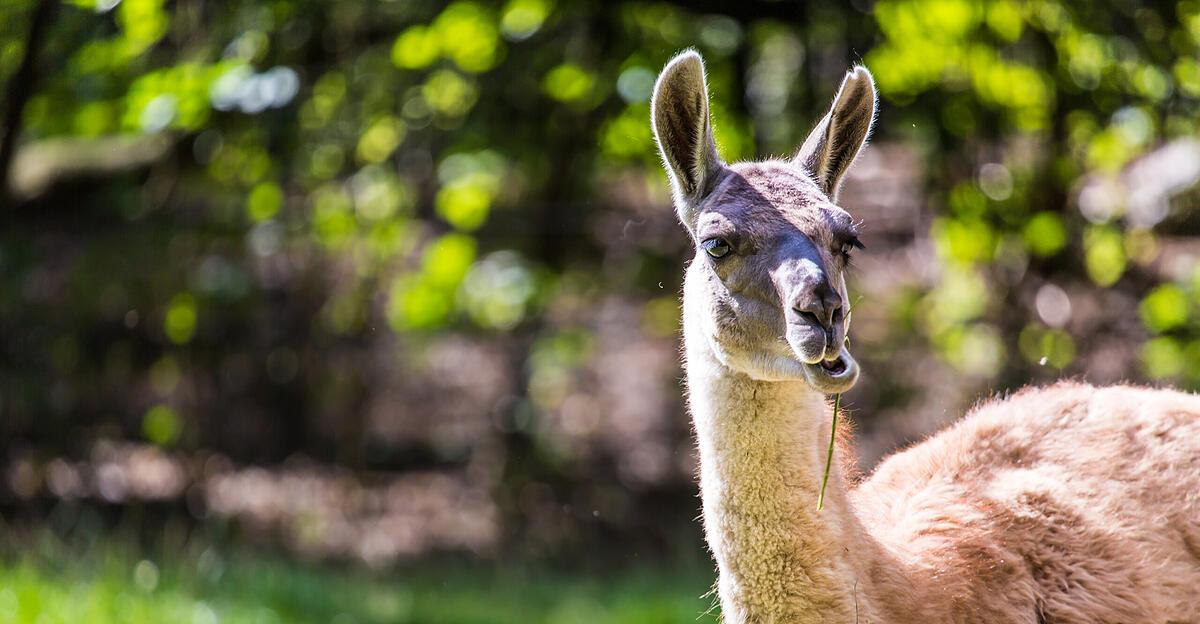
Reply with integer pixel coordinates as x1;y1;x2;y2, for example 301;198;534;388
683;285;881;622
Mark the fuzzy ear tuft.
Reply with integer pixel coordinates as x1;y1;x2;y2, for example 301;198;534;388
651;50;722;227
794;66;877;200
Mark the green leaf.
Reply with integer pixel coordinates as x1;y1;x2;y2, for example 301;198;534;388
1140;284;1190;333
143;404;182;446
247;182;283;222
164;294;197;345
1022;212;1067;257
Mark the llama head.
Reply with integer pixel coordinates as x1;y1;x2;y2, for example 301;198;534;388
652;50;875;392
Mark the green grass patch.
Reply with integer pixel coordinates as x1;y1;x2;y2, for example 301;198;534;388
0;538;718;623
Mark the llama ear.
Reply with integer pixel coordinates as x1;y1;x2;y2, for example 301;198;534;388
652;50;722;229
794;66;876;201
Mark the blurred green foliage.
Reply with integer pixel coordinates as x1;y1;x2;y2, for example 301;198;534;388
4;0;1200;553
861;0;1200;379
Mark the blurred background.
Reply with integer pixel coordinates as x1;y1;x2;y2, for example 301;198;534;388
3;0;1200;621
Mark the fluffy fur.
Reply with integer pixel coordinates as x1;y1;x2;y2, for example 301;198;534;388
689;329;1200;622
658;50;1200;623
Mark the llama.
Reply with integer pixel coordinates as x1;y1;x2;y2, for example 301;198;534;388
652;50;1200;623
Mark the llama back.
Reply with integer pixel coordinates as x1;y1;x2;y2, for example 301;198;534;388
852;382;1200;621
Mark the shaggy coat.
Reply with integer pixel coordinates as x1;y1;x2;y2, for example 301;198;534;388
656;49;1200;623
689;335;1200;622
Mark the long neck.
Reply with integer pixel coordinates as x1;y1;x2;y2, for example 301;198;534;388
685;322;882;622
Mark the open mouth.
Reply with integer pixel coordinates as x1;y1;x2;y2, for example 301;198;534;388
819;355;848;376
801;346;859;392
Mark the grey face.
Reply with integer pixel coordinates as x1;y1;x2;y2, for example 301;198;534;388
652;51;876;392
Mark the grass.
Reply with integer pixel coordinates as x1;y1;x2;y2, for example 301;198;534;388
0;537;719;624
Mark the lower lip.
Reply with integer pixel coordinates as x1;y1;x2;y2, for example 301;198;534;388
818;355;848;376
803;353;855;388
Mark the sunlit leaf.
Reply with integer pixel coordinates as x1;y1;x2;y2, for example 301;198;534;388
387;276;453;330
501;0;553;41
1142;336;1184;378
143;404;182;446
423;70;478;117
938;322;1005;375
1140;284;1190;333
985;0;1023;42
164;293;198;345
312;185;356;249
246;182;283;222
356;117;406;165
118;0;169;56
392;26;441;70
1018;324;1076;368
434;2;503;73
931;217;995;265
436;174;495;231
923;266;989;332
1084;226;1126;286
1022;212;1067;257
460;251;538;330
543;63;595;102
423;233;478;287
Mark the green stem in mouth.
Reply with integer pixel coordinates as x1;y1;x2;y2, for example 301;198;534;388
816;393;840;511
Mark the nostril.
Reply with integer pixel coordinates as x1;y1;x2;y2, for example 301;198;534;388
824;293;843;321
791;283;843;331
795;309;823;328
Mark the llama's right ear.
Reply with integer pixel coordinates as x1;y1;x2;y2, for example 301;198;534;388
794;66;876;201
652;50;722;230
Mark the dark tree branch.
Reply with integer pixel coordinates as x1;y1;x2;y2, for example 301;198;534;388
0;0;56;209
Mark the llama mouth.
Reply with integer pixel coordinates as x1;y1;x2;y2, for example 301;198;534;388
801;347;859;392
819;356;847;375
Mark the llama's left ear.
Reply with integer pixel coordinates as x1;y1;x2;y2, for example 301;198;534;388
652;50;723;230
794;66;876;201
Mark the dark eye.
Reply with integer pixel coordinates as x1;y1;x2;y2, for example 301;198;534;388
839;236;865;259
702;237;732;259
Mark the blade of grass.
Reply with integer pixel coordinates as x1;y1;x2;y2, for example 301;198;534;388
816;393;840;511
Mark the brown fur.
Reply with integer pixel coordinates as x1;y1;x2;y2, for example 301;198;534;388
653;50;1200;623
853;383;1200;622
